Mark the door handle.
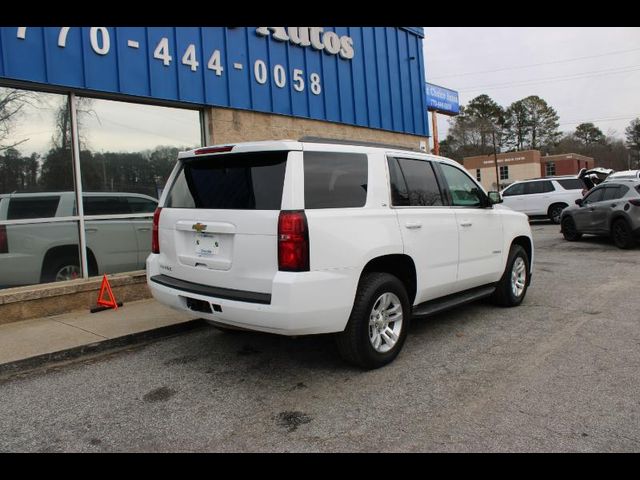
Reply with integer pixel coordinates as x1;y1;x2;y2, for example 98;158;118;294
405;222;422;229
86;228;98;233
137;227;151;232
460;222;472;227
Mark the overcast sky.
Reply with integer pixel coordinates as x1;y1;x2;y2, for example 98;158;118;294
422;27;640;145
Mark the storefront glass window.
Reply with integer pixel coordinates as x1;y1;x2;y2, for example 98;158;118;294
0;86;202;289
76;98;200;278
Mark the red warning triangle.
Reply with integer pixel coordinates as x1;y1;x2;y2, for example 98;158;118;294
97;274;118;310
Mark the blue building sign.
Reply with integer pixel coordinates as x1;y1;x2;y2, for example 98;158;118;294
0;27;428;136
425;83;459;116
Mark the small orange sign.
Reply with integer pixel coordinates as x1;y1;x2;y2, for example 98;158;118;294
96;274;118;310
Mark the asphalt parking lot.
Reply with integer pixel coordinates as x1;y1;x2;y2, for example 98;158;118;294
0;222;639;452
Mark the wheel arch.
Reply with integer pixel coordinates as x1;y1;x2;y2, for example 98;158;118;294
40;245;98;281
609;212;631;231
359;254;417;306
511;235;533;271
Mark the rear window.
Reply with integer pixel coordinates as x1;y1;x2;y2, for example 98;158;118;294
388;157;443;207
526;181;554;194
304;152;368;209
166;151;288;210
7;196;60;219
83;196;131;215
557;178;585;190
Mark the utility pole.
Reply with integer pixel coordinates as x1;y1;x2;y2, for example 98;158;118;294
432;111;439;155
491;125;500;191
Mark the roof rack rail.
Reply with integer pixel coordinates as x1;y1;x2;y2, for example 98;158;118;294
297;136;423;153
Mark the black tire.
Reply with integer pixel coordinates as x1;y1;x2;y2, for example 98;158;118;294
548;203;566;224
611;218;636;249
336;272;411;370
561;216;582;241
41;255;81;283
491;244;530;307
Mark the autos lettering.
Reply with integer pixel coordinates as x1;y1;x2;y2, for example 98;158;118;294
256;27;355;60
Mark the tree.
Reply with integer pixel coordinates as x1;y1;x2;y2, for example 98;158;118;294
438;95;506;163
465;94;506;151
574;122;605;147
502;96;561;152
503;100;529;151
0;88;40;152
625;118;640;168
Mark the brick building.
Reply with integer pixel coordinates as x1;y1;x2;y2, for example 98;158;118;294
463;150;595;191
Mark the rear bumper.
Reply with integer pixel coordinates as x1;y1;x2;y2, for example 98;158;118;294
146;255;358;336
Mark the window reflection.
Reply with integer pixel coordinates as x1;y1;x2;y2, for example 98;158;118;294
0;87;74;200
77;97;200;200
0;220;81;288
1;87;202;288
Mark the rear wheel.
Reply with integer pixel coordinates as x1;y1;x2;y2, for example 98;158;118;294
562;216;582;241
336;272;410;370
548;203;566;224
41;255;81;283
611;218;636;249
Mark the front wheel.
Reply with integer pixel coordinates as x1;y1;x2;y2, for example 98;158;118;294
336;272;410;370
491;244;530;307
562;216;582;241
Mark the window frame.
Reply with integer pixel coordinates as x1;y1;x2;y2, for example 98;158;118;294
0;80;205;282
386;156;446;208
433;160;490;209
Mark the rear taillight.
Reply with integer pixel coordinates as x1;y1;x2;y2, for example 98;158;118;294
152;207;162;254
278;210;309;272
0;225;7;254
629;199;640;207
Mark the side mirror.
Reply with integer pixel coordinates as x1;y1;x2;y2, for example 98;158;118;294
487;191;503;205
575;198;583;206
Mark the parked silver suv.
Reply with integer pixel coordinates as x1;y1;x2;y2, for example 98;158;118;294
560;179;640;249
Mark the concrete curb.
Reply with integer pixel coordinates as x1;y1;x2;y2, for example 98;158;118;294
0;319;208;379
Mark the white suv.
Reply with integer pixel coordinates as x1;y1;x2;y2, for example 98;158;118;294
0;192;157;287
147;139;534;369
500;176;586;224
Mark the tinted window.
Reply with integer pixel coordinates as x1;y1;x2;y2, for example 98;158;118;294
439;163;484;207
526;181;554;194
166;152;288;210
602;185;628;201
584;187;605;204
7;196;60;220
388;157;443;207
83;196;131;215
503;183;525;196
557;178;585;190
304;152;368;209
128;197;158;213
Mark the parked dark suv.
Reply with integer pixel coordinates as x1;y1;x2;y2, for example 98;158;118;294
560;179;640;249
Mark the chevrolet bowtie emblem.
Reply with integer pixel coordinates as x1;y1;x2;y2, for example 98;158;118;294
192;223;207;233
